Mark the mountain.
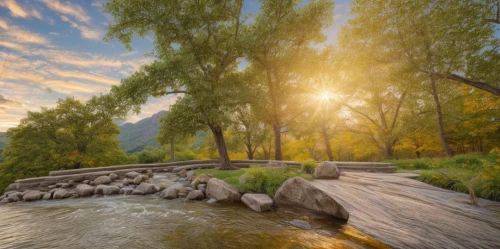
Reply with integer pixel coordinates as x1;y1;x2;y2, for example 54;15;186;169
118;111;167;154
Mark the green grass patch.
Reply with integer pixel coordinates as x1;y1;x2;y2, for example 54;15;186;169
194;168;246;187
389;153;500;202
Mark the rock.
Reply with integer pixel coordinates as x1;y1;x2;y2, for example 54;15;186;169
187;190;205;200
179;169;188;178
191;174;213;190
82;180;90;184
49;188;58;194
314;161;340;179
76;184;96;197
286;219;312;230
206;178;241;202
274;177;348;220
178;187;188;194
186;170;195;181
125;171;141;179
178;193;187;198
61;183;71;189
89;181;94;186
109;173;119;181
133;175;147;185
56;183;64;188
53;189;71;199
43;193;52;200
206;198;217;204
94;176;112;185
161;187;179;199
10;196;20;202
8;191;25;199
7;183;17;191
198;184;206;193
132;182;156;195
122;178;132;186
147;169;154;178
48;185;57;189
119;188;134;195
94;185;120;195
68;180;75;186
23;191;44;201
239;174;248;185
241;193;273;212
185;187;193;192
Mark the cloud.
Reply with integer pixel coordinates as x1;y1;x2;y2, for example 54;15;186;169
0;94;22;108
49;32;60;36
49;68;120;86
0;18;10;29
0;0;43;20
0;19;50;45
120;51;138;57
0;41;26;52
37;49;123;68
41;0;91;24
60;15;103;41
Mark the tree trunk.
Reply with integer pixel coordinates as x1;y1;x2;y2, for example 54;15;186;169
170;137;175;162
245;141;254;160
210;125;232;169
430;78;453;157
321;123;333;161
273;123;282;160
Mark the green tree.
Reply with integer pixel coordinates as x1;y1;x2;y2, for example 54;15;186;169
104;0;249;169
246;0;334;160
0;97;128;192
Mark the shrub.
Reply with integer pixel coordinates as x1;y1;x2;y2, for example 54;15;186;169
175;150;199;161
301;160;318;174
413;162;430;170
239;166;312;197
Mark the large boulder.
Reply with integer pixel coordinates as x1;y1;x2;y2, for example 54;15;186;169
76;184;96;197
94;185;120;195
43;193;52;200
109;173;119;181
191;174;213;190
7;191;25;199
187;190;205;200
241;193;273;212
314;161;340;179
125;171;141;179
94;176;112;185
133;175;148;185
53;189;71;199
23;191;44;202
274;177;349;220
206;178;241;202
179;169;188;178
132;182;156;195
161;187;179;199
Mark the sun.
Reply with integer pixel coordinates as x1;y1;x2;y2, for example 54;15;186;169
318;91;333;101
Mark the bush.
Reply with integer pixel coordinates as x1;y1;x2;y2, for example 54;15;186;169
175;150;200;161
301;160;318;174
239;166;312;197
413;162;430;170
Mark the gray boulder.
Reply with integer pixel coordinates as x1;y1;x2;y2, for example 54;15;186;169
94;176;112;185
198;184;206;193
191;174;212;190
94;185;120;195
274;177;349;220
109;173;119;181
132;182;156;195
61;183;71;189
241;193;273;212
179;169;188;178
314;161;340;179
125;171;141;179
161;187;179;199
187;190;205;200
147;169;154;178
68;180;75;186
53;189;71;199
82;180;90;184
186;170;195;181
206;178;241;202
8;191;24;199
23;191;44;202
76;184;96;197
43;193;52;200
133;175;148;185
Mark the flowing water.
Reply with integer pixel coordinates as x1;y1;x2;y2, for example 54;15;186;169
0;174;385;249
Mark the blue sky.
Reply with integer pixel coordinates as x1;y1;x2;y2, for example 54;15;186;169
0;0;351;131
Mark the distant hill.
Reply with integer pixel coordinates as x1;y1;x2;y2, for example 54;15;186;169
118;111;167;154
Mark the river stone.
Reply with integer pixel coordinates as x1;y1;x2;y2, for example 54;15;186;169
274;177;349;220
76;184;96;197
133;175;147;185
314;161;340;179
287;219;312;230
56;183;64;188
23;191;44;201
198;184;206;193
109;173;119;181
89;181;94;186
206;178;241;202
8;191;24;199
206;198;217;204
82;180;90;184
48;185;57;189
161;187;179;199
95;185;120;195
179;169;188;178
10;196;20;202
132;182;156;195
186;170;195;181
187;190;205;200
147;169;154;178
7;183;17;191
61;183;71;189
241;193;273;212
191;174;213;190
119;187;134;195
53;189;71;199
43;193;52;200
94;176;112;185
125;171;141;179
68;180;75;186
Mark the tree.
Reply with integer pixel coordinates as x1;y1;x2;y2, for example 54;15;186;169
0;97;128;192
246;0;334;160
104;0;249;169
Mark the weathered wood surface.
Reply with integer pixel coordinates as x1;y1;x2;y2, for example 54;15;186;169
311;173;500;249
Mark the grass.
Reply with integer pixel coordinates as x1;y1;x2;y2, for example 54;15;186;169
389;152;500;202
194;165;314;197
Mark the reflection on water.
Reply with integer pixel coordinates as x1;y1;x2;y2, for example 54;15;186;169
0;174;386;249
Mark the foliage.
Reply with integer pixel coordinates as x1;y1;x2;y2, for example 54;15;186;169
301;160;318;174
131;146;166;164
0;97;128;193
173;149;201;162
239;166;313;197
194;169;246;187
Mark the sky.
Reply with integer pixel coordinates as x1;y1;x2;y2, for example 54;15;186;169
0;0;351;132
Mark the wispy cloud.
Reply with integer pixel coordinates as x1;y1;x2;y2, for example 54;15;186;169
0;0;42;20
41;0;91;24
49;32;60;36
38;49;122;68
60;15;102;41
0;94;22;108
120;50;138;57
49;68;120;86
0;41;26;52
0;18;50;45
